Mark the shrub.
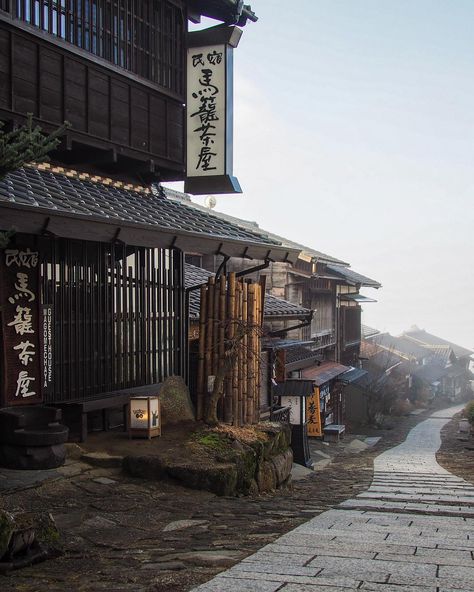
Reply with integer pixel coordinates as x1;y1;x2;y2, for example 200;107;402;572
464;400;474;424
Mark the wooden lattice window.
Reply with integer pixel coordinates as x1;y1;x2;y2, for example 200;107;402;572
12;0;184;93
35;237;185;403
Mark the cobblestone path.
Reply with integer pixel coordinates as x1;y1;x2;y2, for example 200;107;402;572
193;405;474;591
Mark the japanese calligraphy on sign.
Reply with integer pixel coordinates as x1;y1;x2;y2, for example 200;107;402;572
42;304;54;395
306;387;322;437
187;44;226;178
1;248;42;405
185;29;242;195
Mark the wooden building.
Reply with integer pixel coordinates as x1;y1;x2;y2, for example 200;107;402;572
0;0;256;184
185;263;312;420
163;192;382;437
0;165;297;437
1;0;315;441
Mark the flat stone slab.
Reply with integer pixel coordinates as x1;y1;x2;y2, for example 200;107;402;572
290;463;314;481
191;404;474;591
162;519;209;532
82;452;123;468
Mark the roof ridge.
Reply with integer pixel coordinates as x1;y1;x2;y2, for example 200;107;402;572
29;162;151;195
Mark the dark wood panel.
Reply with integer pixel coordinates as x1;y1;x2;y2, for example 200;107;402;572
149;95;167;155
167;102;184;162
0;20;185;182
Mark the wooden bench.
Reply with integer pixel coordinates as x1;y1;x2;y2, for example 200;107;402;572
323;424;345;443
55;384;162;442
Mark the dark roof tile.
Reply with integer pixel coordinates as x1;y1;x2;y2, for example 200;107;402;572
0;167;299;262
326;264;381;288
185;264;311;320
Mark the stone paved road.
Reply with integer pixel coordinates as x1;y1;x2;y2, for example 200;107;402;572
192;405;474;592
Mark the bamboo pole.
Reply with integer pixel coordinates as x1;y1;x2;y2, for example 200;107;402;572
247;283;256;424
204;276;215;416
231;280;239;425
212;276;220;378
255;283;262;423
242;280;248;425
197;284;207;420
237;280;244;426
218;274;226;422
228;272;236;425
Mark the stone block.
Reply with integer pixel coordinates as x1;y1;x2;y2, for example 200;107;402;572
271;449;293;485
122;454;167;480
167;462;238;497
159;376;195;425
256;460;277;493
0;443;66;470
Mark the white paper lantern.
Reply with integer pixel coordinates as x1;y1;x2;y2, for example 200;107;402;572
129;396;161;439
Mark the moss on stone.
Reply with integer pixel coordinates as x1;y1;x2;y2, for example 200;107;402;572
0;511;14;559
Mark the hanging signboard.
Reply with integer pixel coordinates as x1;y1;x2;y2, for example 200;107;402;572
185;25;242;195
306;386;322;437
0;247;42;406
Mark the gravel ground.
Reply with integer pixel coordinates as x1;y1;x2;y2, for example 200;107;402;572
437;410;474;484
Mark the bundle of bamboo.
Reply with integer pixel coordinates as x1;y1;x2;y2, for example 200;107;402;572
197;272;265;426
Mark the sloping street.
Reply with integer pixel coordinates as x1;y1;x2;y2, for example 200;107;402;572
193;405;474;591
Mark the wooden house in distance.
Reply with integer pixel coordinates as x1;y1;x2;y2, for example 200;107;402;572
185;263;313;420
163;189;382;436
356;326;474;412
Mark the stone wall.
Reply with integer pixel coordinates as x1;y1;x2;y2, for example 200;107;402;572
123;423;293;497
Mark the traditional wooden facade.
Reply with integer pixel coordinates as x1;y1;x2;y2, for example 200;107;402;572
0;1;273;444
185;262;312;420
164;192;382;438
0;0;256;183
0;165;297;439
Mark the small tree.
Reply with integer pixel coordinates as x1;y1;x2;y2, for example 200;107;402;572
0;114;69;181
204;319;262;426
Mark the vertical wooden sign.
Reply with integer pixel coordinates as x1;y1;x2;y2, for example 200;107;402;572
1;247;42;406
306;386;322;437
185;25;243;195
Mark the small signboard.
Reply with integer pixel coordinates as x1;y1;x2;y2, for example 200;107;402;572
306;386;322;437
0;247;42;406
41;304;54;396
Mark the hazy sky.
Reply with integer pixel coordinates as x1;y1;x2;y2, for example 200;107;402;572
167;1;474;350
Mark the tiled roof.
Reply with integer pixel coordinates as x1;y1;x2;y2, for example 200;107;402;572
372;334;429;362
413;364;448;384
162;187;348;265
362;325;381;339
403;330;473;359
365;350;405;372
326;264;381;288
185;264;311;320
339;293;377;303
285;346;321;366
339;367;368;384
273;380;315;398
263;296;311;318
0;166;300;262
301;362;351;386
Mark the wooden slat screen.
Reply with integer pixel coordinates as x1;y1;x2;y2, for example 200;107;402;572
37;237;185;403
13;0;184;94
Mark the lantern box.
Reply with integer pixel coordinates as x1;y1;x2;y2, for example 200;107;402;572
129;396;161;439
